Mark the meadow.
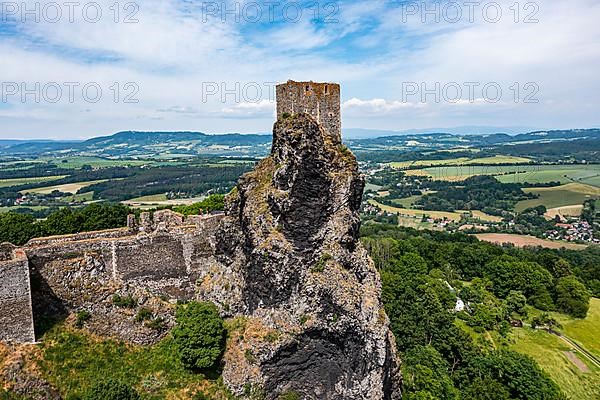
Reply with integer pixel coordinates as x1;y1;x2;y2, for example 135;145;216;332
510;327;600;400
515;183;600;213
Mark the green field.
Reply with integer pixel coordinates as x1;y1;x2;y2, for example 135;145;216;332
510;327;600;400
390;195;423;208
0;175;67;188
406;164;600;185
515;183;600;212
554;298;600;359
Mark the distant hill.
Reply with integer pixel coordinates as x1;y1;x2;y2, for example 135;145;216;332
1;128;599;158
0;131;272;158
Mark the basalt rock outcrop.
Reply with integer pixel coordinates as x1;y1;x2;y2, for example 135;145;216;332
216;110;402;399
0;81;401;399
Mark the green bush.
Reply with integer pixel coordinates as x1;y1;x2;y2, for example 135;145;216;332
83;379;140;400
75;310;92;328
173;301;225;370
555;276;590;318
112;294;137;308
135;308;153;323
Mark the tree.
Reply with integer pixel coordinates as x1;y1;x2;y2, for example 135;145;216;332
402;346;459;400
83;379;140;400
505;290;527;315
457;350;564;400
173;301;225;370
0;212;39;246
555;276;590;318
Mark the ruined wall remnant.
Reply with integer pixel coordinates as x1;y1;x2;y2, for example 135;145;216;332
0;246;35;343
0;211;225;344
276;80;341;142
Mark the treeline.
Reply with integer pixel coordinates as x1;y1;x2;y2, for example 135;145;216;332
83;165;249;201
0;204;131;246
361;224;571;400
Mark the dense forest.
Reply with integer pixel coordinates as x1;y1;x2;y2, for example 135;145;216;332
361;224;597;399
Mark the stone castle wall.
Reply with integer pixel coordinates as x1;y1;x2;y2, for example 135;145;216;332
0;210;225;343
276;80;341;142
0;247;35;343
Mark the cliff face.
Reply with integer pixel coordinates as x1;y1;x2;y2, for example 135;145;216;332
217;114;402;399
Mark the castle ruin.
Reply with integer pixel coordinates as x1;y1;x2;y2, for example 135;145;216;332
276;80;341;142
0;210;224;344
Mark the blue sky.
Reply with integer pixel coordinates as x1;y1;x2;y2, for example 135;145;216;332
0;0;599;139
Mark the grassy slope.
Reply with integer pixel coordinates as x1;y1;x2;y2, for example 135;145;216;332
554;298;600;359
510;328;600;400
36;325;232;400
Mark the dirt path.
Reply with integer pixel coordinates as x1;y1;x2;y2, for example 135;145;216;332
563;351;591;372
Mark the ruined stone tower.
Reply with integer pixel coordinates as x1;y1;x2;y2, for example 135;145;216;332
276;80;341;143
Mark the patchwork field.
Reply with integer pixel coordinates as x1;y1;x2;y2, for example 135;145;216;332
474;233;588;250
405;164;600;185
122;195;206;208
515;183;600;213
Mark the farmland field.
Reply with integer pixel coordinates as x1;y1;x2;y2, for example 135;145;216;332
474;233;589;250
24;179;111;195
515;183;600;212
390;155;531;169
0;175;67;188
368;200;501;222
405;164;600;185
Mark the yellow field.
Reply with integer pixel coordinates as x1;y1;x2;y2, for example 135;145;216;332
474;233;588;250
391;155;531;169
545;205;585;219
25;179;110;195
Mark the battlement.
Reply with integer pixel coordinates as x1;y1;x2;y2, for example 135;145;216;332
276;80;341;142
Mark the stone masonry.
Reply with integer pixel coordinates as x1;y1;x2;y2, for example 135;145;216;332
0;210;224;344
276;80;341;142
0;244;35;343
